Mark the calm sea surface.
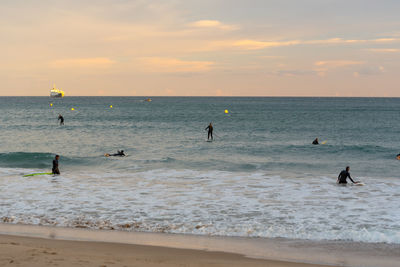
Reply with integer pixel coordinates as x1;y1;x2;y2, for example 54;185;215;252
0;97;399;243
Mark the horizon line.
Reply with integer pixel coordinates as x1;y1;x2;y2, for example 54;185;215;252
0;95;399;98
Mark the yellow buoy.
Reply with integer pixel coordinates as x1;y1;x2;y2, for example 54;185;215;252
224;109;229;114
50;103;53;107
110;105;113;108
71;108;75;111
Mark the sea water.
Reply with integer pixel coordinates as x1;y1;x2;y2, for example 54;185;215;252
0;97;399;243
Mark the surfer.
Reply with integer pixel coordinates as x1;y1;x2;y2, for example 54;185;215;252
58;114;64;125
105;150;126;157
396;154;400;160
52;155;60;175
312;138;319;145
205;123;213;140
337;166;358;184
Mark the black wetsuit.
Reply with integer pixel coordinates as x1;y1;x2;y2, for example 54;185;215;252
312;139;319;145
205;125;213;140
52;159;60;175
58;115;64;125
337;170;355;184
110;151;125;157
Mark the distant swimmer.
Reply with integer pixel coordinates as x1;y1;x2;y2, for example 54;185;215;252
52;155;60;175
105;150;126;157
312;138;319;145
396;154;400;160
337;166;359;184
58;114;64;125
205;123;213;140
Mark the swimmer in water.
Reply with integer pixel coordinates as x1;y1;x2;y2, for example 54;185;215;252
312;138;319;145
337;166;359;184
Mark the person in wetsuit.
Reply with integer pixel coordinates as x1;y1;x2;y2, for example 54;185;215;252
58;114;64;125
52;155;60;175
312;138;319;145
337;166;358;184
205;123;213;140
106;150;126;157
396;154;400;160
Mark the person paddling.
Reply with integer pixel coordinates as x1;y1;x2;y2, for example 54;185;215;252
105;150;126;157
58;114;64;125
205;123;213;140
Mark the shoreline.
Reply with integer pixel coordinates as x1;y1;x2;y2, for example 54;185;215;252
0;223;399;267
0;234;328;267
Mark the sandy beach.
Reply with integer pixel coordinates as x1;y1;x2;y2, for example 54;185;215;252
0;234;332;267
0;224;399;267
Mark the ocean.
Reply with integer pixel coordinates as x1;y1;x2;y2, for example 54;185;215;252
0;97;399;244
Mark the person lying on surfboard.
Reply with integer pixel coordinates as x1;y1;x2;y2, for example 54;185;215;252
337;166;359;184
52;155;60;175
105;150;126;157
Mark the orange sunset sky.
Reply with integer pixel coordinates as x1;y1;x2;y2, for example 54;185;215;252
1;0;400;96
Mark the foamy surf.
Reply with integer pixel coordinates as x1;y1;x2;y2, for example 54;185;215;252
1;167;399;244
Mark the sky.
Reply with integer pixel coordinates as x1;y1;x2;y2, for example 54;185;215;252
1;0;400;96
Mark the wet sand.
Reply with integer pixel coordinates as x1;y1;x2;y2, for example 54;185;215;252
0;223;399;267
0;234;330;267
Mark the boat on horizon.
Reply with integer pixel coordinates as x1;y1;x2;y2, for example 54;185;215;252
50;84;65;98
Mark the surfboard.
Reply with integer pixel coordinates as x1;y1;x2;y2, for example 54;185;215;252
337;181;364;186
23;172;53;177
321;141;327;145
104;154;128;157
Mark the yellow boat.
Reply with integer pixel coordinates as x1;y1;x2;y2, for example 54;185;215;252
50;84;65;98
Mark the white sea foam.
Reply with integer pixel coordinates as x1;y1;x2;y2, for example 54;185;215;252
1;167;399;244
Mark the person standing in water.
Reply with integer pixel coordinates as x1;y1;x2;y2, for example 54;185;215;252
337;166;358;184
205;123;213;140
58;114;64;125
52;155;60;175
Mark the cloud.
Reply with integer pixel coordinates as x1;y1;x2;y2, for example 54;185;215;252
139;57;215;73
305;37;397;45
354;66;385;77
313;61;384;77
232;39;300;50
365;48;400;53
268;70;318;76
190;20;237;30
204;37;400;51
50;57;115;68
206;39;300;50
313;61;366;77
314;60;365;68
